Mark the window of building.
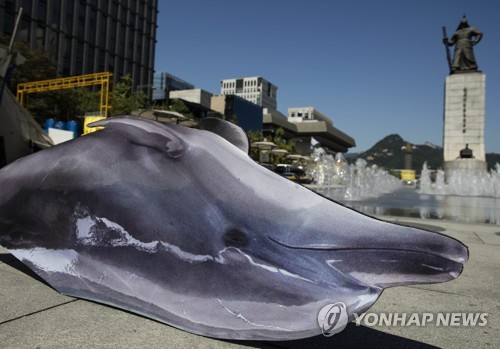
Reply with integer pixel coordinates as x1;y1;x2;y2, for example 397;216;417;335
98;0;107;12
236;79;243;93
47;27;59;62
146;3;152;22
138;17;144;33
98;13;107;47
119;5;126;22
77;1;86;40
109;19;117;50
128;0;137;14
127;32;135;59
47;0;59;28
86;46;95;73
116;57;124;75
111;2;118;18
139;2;145;17
118;24;126;55
20;0;31;16
38;0;47;21
143;38;150;59
126;60;132;75
3;2;15;35
129;11;136;29
98;49;105;71
134;68;140;89
64;1;74;32
62;36;72;73
18;18;30;42
35;24;45;47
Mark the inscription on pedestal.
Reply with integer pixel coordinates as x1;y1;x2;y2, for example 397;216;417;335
443;72;485;162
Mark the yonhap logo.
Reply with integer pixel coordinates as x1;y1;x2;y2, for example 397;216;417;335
317;302;348;336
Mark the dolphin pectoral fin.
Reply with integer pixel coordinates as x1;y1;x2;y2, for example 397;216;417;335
199;117;249;154
89;116;185;158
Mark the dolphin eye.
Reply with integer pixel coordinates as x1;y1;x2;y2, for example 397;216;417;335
223;229;248;248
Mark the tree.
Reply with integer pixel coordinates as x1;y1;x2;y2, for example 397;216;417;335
271;128;296;166
5;40;58;91
168;98;193;119
229;114;238;125
247;128;297;165
110;75;147;115
2;36;146;121
72;88;101;115
247;130;263;161
273;127;295;153
1;37;60;124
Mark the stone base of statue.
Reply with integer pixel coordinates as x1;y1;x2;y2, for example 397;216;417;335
444;158;487;176
443;72;486;163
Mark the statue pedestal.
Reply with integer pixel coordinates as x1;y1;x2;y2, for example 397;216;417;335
444;159;487;176
443;72;486;162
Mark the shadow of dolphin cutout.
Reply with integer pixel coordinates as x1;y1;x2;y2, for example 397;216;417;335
0;116;468;340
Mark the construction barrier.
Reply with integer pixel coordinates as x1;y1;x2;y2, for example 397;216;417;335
83;116;106;135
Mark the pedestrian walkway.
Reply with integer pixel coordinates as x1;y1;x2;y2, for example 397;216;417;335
1;216;498;348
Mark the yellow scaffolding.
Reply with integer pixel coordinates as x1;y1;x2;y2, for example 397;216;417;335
16;72;112;118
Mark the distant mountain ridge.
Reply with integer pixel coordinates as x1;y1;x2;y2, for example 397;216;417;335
348;134;500;171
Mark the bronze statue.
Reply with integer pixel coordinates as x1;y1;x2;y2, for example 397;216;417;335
443;16;483;73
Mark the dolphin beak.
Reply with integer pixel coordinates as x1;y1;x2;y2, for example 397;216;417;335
270;210;469;289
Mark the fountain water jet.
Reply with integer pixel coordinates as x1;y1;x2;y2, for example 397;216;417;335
305;154;500;224
308;148;402;201
419;162;500;198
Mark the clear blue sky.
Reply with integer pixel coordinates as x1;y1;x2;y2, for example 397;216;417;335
154;0;500;154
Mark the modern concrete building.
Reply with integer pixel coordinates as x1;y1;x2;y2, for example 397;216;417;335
287;107;332;123
0;0;158;97
152;72;194;102
170;89;212;109
265;107;356;154
211;94;263;132
220;76;277;110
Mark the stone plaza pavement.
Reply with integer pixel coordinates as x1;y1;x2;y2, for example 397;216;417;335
0;215;498;348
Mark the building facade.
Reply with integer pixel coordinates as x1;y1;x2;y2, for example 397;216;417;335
211;94;263;132
264;107;356;154
288;107;331;123
220;76;277;111
0;0;158;97
152;72;194;102
170;89;212;109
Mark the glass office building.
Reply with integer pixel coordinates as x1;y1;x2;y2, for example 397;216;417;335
0;0;158;97
152;72;194;101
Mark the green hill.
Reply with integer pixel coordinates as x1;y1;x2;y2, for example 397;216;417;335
349;134;500;171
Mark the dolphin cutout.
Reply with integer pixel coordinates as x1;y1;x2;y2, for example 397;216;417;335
0;116;468;340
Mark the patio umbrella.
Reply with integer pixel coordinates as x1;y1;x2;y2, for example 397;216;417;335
251;141;277;150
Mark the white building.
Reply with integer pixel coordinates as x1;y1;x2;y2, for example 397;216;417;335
287;107;332;124
220;77;278;110
169;89;213;109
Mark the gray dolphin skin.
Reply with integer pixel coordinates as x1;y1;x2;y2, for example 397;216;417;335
0;116;468;341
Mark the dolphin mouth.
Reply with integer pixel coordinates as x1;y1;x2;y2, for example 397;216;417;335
268;236;467;288
268;236;468;264
325;248;465;288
